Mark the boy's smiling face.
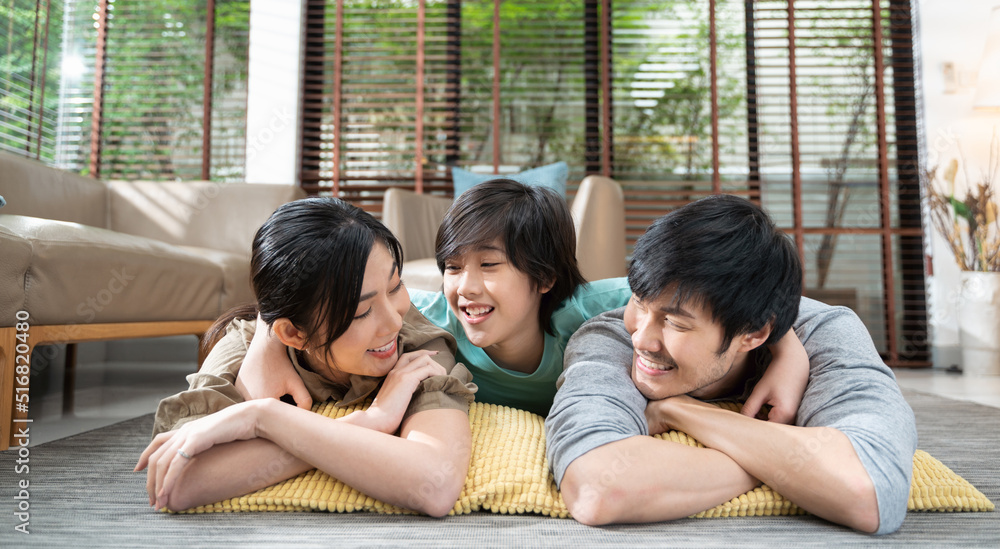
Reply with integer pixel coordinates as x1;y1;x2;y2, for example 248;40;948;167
442;240;551;360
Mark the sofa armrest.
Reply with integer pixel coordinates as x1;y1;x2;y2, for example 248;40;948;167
108;181;306;256
0;151;108;227
382;188;453;262
570;175;627;281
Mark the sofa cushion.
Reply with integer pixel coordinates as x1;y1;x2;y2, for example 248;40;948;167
0;151;108;227
0;218;33;318
179;246;255;311
108;180;306;256
451;161;569;199
0;215;224;326
402;257;443;292
381;188;453;264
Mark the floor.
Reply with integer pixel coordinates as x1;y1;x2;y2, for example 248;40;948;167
893;368;1000;409
20;338;1000;447
25;337;197;446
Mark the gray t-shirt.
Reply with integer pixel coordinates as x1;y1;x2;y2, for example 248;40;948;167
545;297;917;535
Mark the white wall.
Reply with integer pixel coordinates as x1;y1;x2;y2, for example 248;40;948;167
244;0;306;185
919;0;1000;367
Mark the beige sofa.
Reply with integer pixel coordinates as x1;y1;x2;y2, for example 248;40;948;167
0;152;305;449
381;175;628;291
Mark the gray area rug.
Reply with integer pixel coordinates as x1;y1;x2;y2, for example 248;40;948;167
0;389;997;548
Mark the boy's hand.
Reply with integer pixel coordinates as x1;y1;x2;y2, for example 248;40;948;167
237;317;313;410
741;379;794;423
361;350;445;434
741;329;809;424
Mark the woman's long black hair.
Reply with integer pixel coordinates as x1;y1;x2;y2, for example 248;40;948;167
203;197;403;357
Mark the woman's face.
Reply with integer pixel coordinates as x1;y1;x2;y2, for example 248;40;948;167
309;242;410;381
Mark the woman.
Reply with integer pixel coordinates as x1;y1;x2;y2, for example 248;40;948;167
136;197;476;516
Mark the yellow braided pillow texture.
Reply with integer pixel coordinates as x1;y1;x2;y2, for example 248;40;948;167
186;401;994;516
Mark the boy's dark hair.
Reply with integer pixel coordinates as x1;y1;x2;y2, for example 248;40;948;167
204;197;403;358
436;179;586;335
628;194;802;353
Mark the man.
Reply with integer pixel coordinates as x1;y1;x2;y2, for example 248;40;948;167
544;195;917;534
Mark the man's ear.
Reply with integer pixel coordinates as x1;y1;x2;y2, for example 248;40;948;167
736;322;772;353
271;318;309;350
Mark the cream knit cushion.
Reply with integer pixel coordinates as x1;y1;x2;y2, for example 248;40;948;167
185;401;994;516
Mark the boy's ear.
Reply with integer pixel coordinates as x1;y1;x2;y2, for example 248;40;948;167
537;277;556;295
736;322;772;353
271;318;309;350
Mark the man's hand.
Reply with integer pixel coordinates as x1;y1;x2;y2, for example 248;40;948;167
237;317;313;410
644;395;715;435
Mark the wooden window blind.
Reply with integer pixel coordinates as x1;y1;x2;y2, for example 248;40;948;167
300;0;459;210
749;0;924;364
98;1;207;179
1;0;63;161
208;1;252;180
97;0;249;181
6;0;250;181
458;0;591;177
300;0;926;365
51;0;98;171
610;0;755;238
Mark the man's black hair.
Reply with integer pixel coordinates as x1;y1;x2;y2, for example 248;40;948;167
628;194;802;353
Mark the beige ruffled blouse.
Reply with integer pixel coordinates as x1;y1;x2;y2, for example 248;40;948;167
152;304;477;437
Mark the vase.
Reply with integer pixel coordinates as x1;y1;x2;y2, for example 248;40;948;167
958;271;1000;375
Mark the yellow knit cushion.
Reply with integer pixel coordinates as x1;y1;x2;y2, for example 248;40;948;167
185;401;994;516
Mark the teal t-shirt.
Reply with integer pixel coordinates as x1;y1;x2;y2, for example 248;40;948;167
408;277;632;416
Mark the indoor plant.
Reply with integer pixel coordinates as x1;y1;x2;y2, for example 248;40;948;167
926;144;1000;374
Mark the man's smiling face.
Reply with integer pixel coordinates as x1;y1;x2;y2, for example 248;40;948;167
623;289;748;401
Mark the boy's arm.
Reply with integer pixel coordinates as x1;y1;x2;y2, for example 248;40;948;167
741;329;810;423
236;317;313;410
153;319;252;437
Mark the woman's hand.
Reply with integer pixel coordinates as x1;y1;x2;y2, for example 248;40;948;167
236;317;313;410
360;350;445;434
134;399;270;511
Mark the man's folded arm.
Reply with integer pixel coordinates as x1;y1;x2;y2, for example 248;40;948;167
643;300;916;534
646;397;881;532
557;434;760;525
791;299;918;534
545;309;758;525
